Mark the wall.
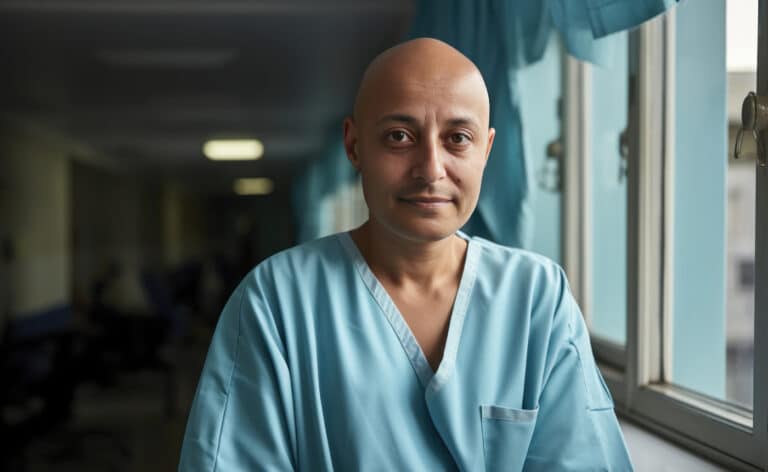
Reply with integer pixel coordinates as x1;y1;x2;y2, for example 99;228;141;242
71;161;163;313
0;122;72;322
163;182;207;269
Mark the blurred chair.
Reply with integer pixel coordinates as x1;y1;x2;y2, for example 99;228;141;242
0;304;76;470
85;265;185;418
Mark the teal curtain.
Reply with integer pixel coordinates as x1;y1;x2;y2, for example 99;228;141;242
293;139;354;243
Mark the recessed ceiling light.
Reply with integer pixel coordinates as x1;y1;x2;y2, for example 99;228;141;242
234;178;274;196
204;139;264;161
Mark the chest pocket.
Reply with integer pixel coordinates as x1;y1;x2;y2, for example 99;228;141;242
480;405;538;471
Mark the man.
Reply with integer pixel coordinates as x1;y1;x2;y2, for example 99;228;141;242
179;38;633;471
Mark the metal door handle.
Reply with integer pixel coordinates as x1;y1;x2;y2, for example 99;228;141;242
537;138;562;192
618;128;629;182
734;91;768;167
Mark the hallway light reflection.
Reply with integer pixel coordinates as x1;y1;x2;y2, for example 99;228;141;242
234;178;274;195
204;139;264;160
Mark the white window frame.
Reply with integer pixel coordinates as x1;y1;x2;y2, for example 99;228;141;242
561;54;592;321
563;6;768;470
562;50;629;375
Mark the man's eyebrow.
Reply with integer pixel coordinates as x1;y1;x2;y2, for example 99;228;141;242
375;114;482;129
446;117;481;129
375;114;419;126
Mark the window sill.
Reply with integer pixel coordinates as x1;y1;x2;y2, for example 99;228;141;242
620;418;726;471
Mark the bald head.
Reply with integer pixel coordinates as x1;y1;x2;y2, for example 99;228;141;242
342;37;495;243
352;38;490;125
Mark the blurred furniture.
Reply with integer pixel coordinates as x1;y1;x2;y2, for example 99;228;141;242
0;304;77;470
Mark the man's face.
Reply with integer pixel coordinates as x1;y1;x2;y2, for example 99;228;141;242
345;68;495;243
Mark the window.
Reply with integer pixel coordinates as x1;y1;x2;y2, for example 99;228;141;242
669;0;757;410
589;32;629;348
520;34;563;264
562;34;631;368
724;0;757;411
565;0;768;468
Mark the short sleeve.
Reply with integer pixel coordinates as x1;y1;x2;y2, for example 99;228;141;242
178;276;296;471
524;269;633;470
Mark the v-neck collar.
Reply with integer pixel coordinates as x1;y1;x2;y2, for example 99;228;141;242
337;231;479;395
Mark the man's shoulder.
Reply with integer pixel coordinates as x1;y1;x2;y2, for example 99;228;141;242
470;235;564;280
248;233;346;280
268;233;342;262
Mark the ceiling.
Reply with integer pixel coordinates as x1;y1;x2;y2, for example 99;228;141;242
0;0;413;192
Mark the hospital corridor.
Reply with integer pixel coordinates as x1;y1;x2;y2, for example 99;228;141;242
0;0;766;470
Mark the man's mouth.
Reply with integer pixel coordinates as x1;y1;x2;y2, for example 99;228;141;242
399;195;453;208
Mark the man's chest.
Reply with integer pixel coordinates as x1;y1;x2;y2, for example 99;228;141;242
281;288;538;472
386;288;457;372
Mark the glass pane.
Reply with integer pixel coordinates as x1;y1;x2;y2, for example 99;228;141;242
724;0;757;409
520;35;563;263
671;0;755;409
589;32;629;345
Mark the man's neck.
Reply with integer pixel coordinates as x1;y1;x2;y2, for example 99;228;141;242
349;220;467;291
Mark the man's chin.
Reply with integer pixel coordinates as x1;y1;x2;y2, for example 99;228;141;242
391;219;460;244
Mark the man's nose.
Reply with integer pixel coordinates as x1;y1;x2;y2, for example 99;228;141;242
411;136;447;182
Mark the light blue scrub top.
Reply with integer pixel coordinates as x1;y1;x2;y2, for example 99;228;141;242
179;232;633;471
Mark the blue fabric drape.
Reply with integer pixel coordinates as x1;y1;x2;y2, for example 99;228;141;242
293;0;679;246
292;139;355;243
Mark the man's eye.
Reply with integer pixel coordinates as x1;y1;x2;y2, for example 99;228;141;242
450;133;470;144
387;130;410;142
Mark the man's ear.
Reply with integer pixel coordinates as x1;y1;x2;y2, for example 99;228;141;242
343;117;360;170
484;127;496;166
